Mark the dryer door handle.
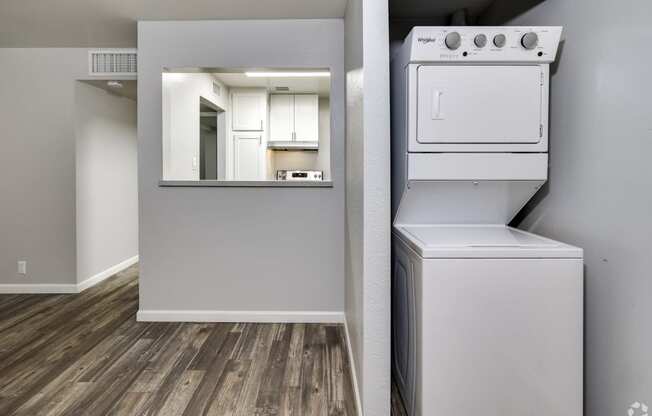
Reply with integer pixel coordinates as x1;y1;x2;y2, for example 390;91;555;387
431;89;444;120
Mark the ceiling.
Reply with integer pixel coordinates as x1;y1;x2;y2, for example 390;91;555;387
211;73;331;97
80;80;138;101
0;0;348;47
389;0;494;20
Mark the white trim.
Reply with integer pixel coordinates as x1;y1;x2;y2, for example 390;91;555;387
136;309;345;323
0;255;138;294
77;255;139;292
344;318;363;416
0;283;78;294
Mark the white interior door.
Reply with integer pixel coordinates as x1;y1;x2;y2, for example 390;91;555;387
232;92;264;131
293;94;319;142
269;94;294;141
416;65;542;143
233;134;262;180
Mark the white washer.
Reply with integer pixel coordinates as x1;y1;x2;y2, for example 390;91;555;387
392;225;583;416
390;27;583;416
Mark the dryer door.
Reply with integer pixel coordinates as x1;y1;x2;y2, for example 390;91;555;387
415;65;543;144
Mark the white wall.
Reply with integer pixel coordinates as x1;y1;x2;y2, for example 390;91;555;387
163;73;227;180
483;0;652;414
344;0;391;413
270;97;331;179
137;20;345;317
75;81;138;284
0;48;133;288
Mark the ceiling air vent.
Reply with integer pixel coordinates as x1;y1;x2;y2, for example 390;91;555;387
275;86;290;92
88;49;137;76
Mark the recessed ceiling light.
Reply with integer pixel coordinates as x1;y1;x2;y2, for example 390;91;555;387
107;81;123;88
245;71;330;78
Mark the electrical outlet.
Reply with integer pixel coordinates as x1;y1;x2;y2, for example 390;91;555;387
17;260;27;275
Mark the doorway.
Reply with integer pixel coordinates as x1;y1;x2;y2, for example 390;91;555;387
199;98;226;180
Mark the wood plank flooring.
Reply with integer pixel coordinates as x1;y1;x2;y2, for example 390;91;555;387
390;380;408;416
0;265;357;416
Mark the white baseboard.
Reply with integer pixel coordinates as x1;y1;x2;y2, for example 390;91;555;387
0;283;79;294
77;255;139;292
344;318;363;416
0;255;138;294
137;309;345;323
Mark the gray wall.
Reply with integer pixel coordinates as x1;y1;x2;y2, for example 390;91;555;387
0;49;94;285
344;0;391;413
137;20;345;313
485;1;652;414
345;0;365;405
0;48;136;287
75;82;139;284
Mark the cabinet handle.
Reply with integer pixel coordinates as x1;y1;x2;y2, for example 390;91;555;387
260;120;263;130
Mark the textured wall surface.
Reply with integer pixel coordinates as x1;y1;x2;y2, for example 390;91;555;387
485;0;652;414
345;0;365;407
138;20;345;313
345;0;391;413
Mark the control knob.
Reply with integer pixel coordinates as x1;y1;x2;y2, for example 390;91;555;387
493;34;506;48
521;32;539;49
445;32;462;50
474;34;487;48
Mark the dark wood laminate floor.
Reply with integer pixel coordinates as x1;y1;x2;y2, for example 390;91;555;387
0;265;357;416
390;380;408;416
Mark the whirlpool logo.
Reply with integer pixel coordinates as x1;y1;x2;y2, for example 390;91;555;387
628;401;649;416
417;37;437;44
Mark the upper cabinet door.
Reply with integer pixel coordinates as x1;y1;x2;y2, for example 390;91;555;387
293;95;319;142
269;94;294;142
232;91;265;131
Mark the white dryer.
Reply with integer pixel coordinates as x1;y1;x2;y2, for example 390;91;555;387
390;27;583;416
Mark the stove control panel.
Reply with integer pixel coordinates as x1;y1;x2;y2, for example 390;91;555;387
404;26;562;63
276;170;323;181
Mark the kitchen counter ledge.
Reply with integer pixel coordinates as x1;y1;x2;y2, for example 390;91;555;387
159;180;333;188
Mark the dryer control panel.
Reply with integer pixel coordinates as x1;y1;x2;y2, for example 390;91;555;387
404;26;562;63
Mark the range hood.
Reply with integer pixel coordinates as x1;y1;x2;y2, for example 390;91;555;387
267;141;318;150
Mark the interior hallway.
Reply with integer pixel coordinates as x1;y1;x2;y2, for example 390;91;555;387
0;266;358;416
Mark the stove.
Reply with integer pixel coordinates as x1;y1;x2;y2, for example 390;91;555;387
276;170;323;181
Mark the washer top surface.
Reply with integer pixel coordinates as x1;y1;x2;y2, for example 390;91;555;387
393;224;583;259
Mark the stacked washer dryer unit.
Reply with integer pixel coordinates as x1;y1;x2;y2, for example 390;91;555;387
391;27;583;416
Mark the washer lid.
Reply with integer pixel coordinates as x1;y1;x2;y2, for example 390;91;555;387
393;224;583;258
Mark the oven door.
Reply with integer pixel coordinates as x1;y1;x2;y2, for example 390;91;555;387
409;64;545;151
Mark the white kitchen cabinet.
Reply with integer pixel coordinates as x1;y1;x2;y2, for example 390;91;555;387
268;94;319;146
232;91;266;131
269;94;294;141
293;95;319;142
233;133;262;180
